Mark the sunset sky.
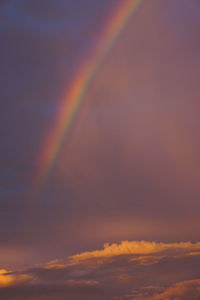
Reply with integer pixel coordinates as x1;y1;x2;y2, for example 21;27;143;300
1;0;200;299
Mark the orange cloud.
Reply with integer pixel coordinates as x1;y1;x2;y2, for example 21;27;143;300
1;241;200;299
129;255;166;266
123;279;200;300
44;259;68;270
0;269;31;288
70;241;200;264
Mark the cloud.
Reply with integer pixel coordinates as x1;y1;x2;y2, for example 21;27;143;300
121;279;200;300
66;279;99;286
0;283;103;300
155;279;200;300
0;269;31;287
129;255;166;266
70;241;200;264
1;241;200;299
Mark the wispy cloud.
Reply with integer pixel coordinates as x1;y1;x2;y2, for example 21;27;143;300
120;279;200;300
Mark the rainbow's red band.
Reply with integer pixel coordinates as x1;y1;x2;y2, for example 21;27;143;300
35;0;142;190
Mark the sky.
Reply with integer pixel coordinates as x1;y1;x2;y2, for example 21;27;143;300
0;0;200;299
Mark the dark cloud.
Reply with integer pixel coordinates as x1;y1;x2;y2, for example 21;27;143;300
0;283;104;300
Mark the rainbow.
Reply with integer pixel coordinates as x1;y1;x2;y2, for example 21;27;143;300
35;0;143;189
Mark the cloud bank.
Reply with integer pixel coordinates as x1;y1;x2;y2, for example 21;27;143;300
1;241;200;299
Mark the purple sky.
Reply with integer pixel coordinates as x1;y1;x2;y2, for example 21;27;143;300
0;0;200;299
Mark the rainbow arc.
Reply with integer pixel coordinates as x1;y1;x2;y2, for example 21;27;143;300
35;0;143;191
